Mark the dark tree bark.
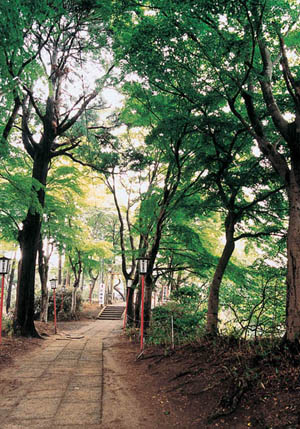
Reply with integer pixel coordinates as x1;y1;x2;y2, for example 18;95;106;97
144;275;153;330
126;285;135;327
206;213;235;336
135;286;141;328
15;148;49;336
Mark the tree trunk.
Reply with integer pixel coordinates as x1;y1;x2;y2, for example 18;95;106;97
70;254;82;319
206;214;235;336
14;152;49;337
71;285;79;319
144;276;153;331
108;272;114;304
38;237;49;323
135;287;141;328
15;212;42;337
126;286;135;327
286;174;300;342
80;272;84;292
174;270;182;292
89;279;96;303
89;284;93;303
113;279;125;301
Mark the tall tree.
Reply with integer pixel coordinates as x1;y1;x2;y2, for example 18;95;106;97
114;0;300;343
3;2;114;336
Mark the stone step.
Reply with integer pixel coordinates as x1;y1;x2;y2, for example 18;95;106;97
98;306;125;320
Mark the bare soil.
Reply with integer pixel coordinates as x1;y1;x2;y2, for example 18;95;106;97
1;303;300;428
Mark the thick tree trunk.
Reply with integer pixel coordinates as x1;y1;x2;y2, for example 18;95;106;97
206;215;235;336
14;152;49;337
286;176;300;342
144;276;153;331
15;212;42;337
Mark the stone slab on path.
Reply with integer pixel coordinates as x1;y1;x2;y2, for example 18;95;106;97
0;322;105;429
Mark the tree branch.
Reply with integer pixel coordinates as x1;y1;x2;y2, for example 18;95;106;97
258;39;290;140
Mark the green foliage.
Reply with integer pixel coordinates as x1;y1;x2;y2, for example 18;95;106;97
0;146;33;242
220;259;286;339
34;289;83;321
2;313;14;336
172;285;201;308
148;286;206;346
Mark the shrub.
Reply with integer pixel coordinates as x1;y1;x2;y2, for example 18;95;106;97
34;289;83;321
2;312;14;336
147;286;206;346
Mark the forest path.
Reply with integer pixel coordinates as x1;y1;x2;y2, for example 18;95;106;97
0;310;159;429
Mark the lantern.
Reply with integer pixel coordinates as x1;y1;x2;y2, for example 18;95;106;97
0;256;10;275
137;257;149;275
50;278;57;290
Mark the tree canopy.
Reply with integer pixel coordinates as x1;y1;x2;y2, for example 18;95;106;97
1;0;299;345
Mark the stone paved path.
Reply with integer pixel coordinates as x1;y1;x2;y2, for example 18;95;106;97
0;320;115;429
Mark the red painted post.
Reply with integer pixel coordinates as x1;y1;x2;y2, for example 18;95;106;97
0;274;5;344
140;274;145;351
53;289;57;334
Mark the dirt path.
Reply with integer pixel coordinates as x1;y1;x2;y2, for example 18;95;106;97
101;323;180;429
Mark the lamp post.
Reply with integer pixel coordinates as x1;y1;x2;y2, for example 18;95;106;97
137;257;149;352
123;279;132;330
0;256;10;345
50;278;57;334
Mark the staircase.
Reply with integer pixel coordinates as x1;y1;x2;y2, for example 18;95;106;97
97;305;125;320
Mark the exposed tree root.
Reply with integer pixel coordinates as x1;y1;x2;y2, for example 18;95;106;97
165;378;198;393
168;364;202;382
139;353;165;361
207;377;248;423
186;381;221;396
